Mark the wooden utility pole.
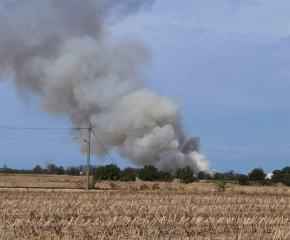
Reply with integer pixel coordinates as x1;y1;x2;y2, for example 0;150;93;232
86;123;91;191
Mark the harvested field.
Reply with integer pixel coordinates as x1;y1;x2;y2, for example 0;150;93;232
1;190;290;239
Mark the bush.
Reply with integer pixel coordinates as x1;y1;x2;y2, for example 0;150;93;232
157;171;173;182
138;165;159;182
248;168;266;181
120;167;136;182
92;164;121;181
237;174;248;186
109;182;118;190
152;183;160;190
215;181;228;192
178;166;196;184
259;180;273;186
140;184;149;190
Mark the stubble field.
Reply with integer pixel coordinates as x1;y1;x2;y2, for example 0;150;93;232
1;174;290;239
1;189;290;239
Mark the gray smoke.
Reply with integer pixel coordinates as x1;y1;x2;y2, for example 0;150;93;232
0;0;210;172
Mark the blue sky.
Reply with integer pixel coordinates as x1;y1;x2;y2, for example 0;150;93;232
1;0;290;173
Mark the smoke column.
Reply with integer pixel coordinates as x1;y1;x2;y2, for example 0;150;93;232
0;0;210;172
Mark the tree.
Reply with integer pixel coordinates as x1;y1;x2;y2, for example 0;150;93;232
224;170;236;181
197;171;205;180
32;165;42;173
120;167;136;182
271;170;284;183
212;172;224;180
248;168;266;181
92;164;121;181
237;174;248;186
138;165;159;182
56;166;65;175
175;168;182;179
65;167;80;176
271;167;290;186
204;173;212;180
179;166;196;184
47;164;57;174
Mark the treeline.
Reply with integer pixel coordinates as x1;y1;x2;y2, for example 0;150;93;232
92;164;198;184
0;164;94;176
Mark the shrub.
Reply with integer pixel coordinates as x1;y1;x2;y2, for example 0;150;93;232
152;183;160;190
92;164;121;181
248;168;266;181
237;174;248;186
138;165;159;182
157;171;173;182
140;184;149;190
259;180;273;186
215;181;228;192
109;182;118;190
120;167;136;182
178;166;196;184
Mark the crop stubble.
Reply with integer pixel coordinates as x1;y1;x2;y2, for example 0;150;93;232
1;190;290;239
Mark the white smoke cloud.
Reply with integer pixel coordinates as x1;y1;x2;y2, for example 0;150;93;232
0;0;210;172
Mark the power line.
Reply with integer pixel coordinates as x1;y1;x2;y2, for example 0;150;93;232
91;129;115;164
2;125;290;157
0;136;75;143
0;126;87;130
2;125;290;149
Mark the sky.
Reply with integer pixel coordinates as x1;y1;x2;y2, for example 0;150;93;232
1;0;290;173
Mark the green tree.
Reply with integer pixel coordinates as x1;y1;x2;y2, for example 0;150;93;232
224;170;236;181
204;173;212;180
179;166;196;184
237;174;248;186
212;172;224;180
271;167;290;186
138;165;159;182
56;166;65;175
65;167;80;176
92;164;121;181
120;167;136;182
197;171;205;180
271;170;284;183
248;168;266;181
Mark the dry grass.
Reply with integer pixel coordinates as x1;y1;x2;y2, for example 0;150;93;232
1;190;290;239
1;174;290;195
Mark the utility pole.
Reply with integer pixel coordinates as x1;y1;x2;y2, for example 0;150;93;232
86;123;91;191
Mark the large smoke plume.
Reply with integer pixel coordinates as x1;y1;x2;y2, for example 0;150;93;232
0;0;210;172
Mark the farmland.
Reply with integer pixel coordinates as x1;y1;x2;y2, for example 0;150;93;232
1;189;290;239
0;175;290;239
